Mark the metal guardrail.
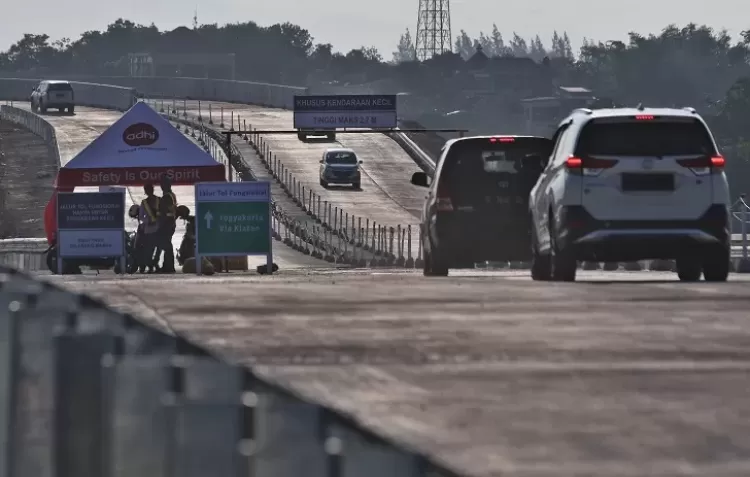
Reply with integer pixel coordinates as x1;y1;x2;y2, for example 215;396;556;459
0;266;453;477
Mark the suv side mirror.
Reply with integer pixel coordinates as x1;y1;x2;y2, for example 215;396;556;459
358;160;363;164
319;159;324;164
411;171;430;187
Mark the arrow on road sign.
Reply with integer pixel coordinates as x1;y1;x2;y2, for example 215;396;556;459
204;210;214;229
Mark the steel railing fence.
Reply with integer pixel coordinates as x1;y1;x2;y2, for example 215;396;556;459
0;266;453;477
730;195;750;261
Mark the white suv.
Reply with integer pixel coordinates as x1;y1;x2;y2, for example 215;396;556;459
529;107;731;282
30;80;75;114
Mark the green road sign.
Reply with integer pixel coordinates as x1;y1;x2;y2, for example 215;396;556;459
194;181;272;258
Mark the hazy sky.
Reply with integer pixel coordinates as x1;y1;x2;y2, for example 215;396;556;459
2;0;750;58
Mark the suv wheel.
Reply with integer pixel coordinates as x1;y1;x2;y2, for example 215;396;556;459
549;217;576;281
319;178;328;188
423;244;449;277
530;227;551;281
703;247;730;282
676;258;702;282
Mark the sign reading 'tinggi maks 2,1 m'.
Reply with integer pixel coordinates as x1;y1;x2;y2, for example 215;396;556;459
194;181;273;274
293;94;398;129
56;190;126;261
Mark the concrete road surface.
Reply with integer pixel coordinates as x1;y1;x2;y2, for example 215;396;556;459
52;269;750;477
172;100;425;259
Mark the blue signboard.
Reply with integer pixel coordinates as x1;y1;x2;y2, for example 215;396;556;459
56;190;126;264
293;94;398;129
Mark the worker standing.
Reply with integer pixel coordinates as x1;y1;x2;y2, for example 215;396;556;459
158;176;178;273
138;184;161;273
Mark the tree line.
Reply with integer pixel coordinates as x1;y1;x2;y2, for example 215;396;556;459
393;25;574;63
2;20;750;144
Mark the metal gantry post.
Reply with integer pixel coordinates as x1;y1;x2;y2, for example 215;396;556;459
742;194;748;260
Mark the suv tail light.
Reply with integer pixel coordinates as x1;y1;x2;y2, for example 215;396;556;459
435;182;454;211
566;156;618;177
676;156;724;176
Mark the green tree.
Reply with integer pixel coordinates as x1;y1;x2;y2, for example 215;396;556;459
528;35;546;61
392;28;416;63
490;24;511;57
3;34;57;71
454;30;474;60
509;33;528;57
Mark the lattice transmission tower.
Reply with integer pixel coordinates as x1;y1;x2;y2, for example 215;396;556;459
414;0;452;61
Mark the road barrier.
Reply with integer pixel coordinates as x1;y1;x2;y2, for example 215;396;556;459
0;266;454;477
0;104;61;166
0;78;136;111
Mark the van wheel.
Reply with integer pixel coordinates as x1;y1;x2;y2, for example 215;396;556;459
549;218;576;281
68;106;75;114
423;246;449;277
319;179;328;188
676;258;702;281
703;247;730;282
530;232;551;281
327;133;336;141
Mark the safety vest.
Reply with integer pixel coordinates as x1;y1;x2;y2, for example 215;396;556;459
163;192;177;218
141;196;160;223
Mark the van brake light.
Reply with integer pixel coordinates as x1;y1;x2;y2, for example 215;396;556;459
490;137;515;143
436;183;454;211
677;156;724;176
635;115;655;120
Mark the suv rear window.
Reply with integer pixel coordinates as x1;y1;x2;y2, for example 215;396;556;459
47;83;73;92
575;118;716;157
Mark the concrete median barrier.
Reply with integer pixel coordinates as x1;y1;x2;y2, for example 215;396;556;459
0;78;136;111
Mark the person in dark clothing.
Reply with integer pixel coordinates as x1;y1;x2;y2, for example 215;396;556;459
138;184;161;273
157;176;178;273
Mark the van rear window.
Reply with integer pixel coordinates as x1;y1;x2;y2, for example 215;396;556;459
47;83;73;92
575;119;716;157
439;137;552;203
442;137;552;176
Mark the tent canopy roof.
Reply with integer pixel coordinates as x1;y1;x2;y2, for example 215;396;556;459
63;101;221;169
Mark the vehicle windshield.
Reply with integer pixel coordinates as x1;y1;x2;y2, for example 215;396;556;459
326;152;357;165
575;119;716;157
47;83;73;92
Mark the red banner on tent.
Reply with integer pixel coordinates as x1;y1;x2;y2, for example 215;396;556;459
56;165;226;187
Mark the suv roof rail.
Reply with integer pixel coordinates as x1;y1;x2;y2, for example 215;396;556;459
682;106;697;114
573;108;592;115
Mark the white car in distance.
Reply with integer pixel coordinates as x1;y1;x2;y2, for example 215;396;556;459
319;148;363;189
